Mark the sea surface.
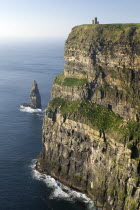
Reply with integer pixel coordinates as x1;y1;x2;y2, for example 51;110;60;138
0;40;98;210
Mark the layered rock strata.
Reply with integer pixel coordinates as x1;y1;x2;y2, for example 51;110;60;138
36;24;140;210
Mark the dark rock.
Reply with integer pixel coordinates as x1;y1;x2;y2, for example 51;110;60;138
22;80;42;109
30;80;42;109
22;103;32;108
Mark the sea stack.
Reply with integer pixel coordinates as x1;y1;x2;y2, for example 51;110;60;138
30;80;42;109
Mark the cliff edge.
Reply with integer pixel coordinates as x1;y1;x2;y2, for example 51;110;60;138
36;24;140;210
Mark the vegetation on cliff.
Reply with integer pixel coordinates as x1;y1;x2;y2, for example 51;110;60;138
47;97;122;131
67;23;140;45
54;73;88;87
47;98;140;158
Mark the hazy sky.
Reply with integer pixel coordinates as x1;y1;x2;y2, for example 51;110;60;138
0;0;139;40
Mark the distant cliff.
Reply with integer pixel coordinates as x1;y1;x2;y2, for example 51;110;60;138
36;24;140;210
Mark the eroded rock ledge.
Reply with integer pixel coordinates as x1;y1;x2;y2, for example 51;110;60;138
36;24;140;210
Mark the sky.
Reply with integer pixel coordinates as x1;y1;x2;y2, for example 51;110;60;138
0;0;139;40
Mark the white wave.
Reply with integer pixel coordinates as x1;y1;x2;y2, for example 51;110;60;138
30;159;99;210
20;105;42;113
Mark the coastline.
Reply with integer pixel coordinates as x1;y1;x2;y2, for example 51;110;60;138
33;159;100;210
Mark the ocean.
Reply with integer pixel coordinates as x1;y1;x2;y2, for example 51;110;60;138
0;40;98;210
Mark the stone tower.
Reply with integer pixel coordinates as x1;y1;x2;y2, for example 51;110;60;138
92;17;99;25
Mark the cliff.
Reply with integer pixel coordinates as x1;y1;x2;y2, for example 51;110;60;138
36;24;140;210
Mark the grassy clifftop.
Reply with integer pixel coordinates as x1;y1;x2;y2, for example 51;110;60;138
67;23;140;44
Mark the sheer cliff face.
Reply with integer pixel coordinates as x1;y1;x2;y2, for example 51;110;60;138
37;24;140;210
52;24;140;121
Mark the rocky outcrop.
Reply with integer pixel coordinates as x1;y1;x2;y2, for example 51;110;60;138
36;24;140;210
30;80;42;109
22;80;42;109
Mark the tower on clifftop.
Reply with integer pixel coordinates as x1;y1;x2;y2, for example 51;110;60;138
92;17;99;24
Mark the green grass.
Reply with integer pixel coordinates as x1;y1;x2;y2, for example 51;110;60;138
63;78;88;86
126;121;140;158
54;73;64;85
47;98;123;132
67;23;140;45
129;200;139;210
126;121;140;142
54;73;88;87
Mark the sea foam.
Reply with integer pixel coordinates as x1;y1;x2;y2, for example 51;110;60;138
30;159;100;210
20;105;42;113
